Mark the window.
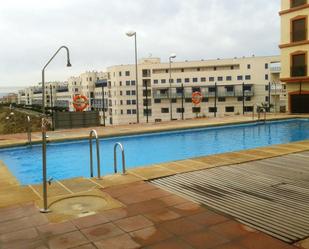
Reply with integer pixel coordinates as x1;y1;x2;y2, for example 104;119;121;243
120;91;123;96
237;75;243;80
214;66;217;71
209;77;215;82
265;74;269;80
192;107;201;113
185;78;190;83
231;66;234;70
132;100;136;105
192;87;201;93
291;0;307;8
202;97;209;102
226;76;232;81
120;100;123;105
126;100;131;105
154;99;161;104
131;90;136;95
177;78;182;83
237;97;243;102
201;77;206;82
291;17;307;42
243;85;252;91
121;110;123;115
126;81;130;86
218;77;223;81
132;109;137;114
185;98;192;103
177;108;184;113
176;88;183;94
197;68;200;71
171;98;177;103
247;64;251;69
218;97;226;102
193;78;198;82
291;52;307;77
209;87;216;92
119;72;122;76
154;80;158;84
226;86;234;92
126;91;130;96
244;106;253;112
181;68;184;72
125;71;130;76
161;108;169;113
131;80;136;86
209;107;217;113
127;109;131;115
245;97;251;101
225;106;235;112
161;79;166;84
265;85;269;91
265;63;268;69
119;81;122;86
265;96;269;102
245;75;251;80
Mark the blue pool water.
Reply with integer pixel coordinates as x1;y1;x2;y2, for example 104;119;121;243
0;119;309;185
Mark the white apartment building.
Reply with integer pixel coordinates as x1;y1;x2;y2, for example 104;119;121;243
18;55;285;126
96;55;284;125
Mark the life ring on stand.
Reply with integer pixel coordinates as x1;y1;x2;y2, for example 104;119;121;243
192;92;202;105
73;95;89;111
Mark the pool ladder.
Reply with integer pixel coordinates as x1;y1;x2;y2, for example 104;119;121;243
89;130;101;178
257;108;267;123
114;142;126;174
27;116;32;146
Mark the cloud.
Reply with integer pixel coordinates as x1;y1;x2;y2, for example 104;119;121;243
0;0;280;87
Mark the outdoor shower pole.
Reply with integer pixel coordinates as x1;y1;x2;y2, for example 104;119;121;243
40;46;71;213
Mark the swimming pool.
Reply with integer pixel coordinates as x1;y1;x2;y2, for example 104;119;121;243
0;119;309;185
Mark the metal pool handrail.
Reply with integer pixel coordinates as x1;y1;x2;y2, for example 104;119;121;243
257;108;267;122
27;116;32;146
114;142;126;174
89;129;101;178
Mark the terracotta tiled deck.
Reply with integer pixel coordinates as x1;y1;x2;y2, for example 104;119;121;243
0;181;301;249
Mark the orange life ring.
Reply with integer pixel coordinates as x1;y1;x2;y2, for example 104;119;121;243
192;92;202;105
73;95;89;111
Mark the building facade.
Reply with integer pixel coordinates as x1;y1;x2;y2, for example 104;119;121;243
280;0;309;113
17;55;284;126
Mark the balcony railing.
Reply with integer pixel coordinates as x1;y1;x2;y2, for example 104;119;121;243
291;66;307;77
56;87;69;93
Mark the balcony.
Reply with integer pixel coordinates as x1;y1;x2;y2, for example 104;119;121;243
270;62;281;73
95;80;108;88
291;66;307;77
56;86;69;93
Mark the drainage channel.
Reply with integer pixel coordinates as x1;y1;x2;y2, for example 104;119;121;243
150;152;309;243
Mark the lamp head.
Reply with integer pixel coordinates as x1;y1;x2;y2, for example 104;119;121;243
126;31;136;37
169;53;177;59
67;60;72;67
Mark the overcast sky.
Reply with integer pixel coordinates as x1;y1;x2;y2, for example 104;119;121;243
0;0;280;91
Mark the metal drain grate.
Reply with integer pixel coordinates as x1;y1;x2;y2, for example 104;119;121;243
150;152;309;243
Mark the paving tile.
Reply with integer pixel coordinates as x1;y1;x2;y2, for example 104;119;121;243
2;239;48;249
114;215;154;232
0;205;26;222
71;243;97;249
144;237;194;249
209;220;256;240
130;226;172;247
48;230;89;249
128;165;175;180
29;213;49;226
37;221;77;237
158;195;189;207
212;242;248;249
81;222;124;242
145;208;181;224
0;227;39;243
181;229;230;249
126;199;168;216
187;211;229;226
170;202;205;216
94;233;141;249
238;233;296;249
100;207;130;221
0;216;33;234
72;213;109;229
159;217;204;236
103;182;156;198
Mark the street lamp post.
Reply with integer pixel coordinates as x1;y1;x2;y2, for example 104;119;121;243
50;85;54;130
169;53;176;121
126;31;139;123
101;83;106;126
40;46;71;213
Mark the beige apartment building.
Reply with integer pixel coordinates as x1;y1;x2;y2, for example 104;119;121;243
280;0;309;113
102;55;283;125
17;55;284;126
